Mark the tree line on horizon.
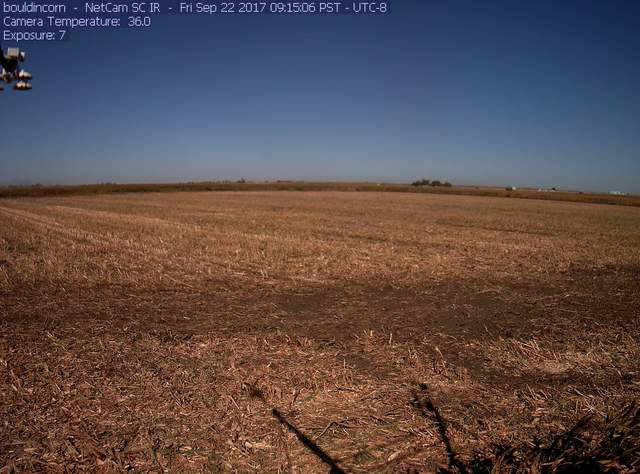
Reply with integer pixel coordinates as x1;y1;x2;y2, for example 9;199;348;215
411;178;453;187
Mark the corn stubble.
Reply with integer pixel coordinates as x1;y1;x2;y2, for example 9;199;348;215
1;191;639;472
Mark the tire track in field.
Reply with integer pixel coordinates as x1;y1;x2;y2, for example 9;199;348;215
43;204;321;248
43;203;352;285
0;205;193;286
0;206;163;260
31;203;458;284
40;205;315;280
44;204;205;232
0;206;79;247
0;204;270;286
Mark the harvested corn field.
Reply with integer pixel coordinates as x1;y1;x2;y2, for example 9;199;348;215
1;191;639;472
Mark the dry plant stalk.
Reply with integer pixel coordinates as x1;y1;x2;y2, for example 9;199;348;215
1;191;639;472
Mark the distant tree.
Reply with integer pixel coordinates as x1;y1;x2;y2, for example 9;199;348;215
411;179;452;187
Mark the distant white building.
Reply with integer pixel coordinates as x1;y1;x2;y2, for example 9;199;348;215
610;191;626;196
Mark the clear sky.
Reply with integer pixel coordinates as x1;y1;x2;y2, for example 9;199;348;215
1;0;639;193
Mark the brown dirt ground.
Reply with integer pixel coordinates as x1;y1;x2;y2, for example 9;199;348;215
0;191;639;472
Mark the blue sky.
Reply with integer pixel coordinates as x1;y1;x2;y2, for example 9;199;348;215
1;0;639;192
